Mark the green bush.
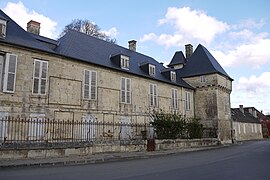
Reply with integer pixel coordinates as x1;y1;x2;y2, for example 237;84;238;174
150;110;203;139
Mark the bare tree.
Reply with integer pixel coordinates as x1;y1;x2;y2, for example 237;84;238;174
60;19;116;44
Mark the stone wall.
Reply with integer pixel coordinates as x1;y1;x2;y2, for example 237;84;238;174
0;139;219;160
183;74;233;143
233;122;263;141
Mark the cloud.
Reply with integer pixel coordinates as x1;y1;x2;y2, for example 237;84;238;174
237;72;270;92
101;27;119;38
231;72;270;113
140;7;229;47
3;1;57;38
212;37;270;68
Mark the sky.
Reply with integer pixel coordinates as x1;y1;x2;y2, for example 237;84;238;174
1;0;270;114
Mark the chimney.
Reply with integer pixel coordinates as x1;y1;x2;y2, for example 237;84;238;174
185;44;193;59
128;40;136;52
27;20;40;35
239;105;244;114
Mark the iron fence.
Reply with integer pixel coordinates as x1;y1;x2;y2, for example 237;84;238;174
0;117;152;144
0;117;217;145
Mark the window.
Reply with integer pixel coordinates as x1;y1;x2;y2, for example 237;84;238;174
185;91;191;111
171;71;176;81
120;55;129;70
149;64;155;77
200;75;206;83
150;84;157;107
0;19;7;38
84;70;97;100
33;59;48;95
171;88;178;109
224;97;229;114
121;77;131;104
0;53;18;93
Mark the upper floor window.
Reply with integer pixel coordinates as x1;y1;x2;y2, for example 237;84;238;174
200;75;206;83
120;55;129;70
149;84;158;107
185;91;191;111
121;77;131;104
149;64;155;77
171;88;178;109
83;70;97;100
0;53;18;93
171;71;176;81
0;19;7;39
32;59;48;95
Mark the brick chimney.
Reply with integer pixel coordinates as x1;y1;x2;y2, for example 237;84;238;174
239;105;244;114
128;40;136;52
185;44;193;59
27;20;40;35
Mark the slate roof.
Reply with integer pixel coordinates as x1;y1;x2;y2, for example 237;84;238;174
177;44;233;80
168;51;186;67
55;30;193;89
231;108;261;124
0;10;55;53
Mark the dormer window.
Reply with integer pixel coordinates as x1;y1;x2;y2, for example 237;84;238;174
171;71;176;81
120;55;129;70
0;19;7;39
149;64;155;77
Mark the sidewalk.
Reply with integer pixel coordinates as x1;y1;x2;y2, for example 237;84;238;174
0;145;225;169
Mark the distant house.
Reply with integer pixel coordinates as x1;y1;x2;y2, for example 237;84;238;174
232;105;263;141
0;10;233;143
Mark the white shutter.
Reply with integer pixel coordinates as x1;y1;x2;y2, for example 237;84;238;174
126;78;131;103
90;71;97;100
3;53;17;93
84;70;90;99
121;78;125;103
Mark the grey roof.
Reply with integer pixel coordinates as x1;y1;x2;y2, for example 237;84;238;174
178;44;233;80
0;10;54;53
231;108;261;124
168;51;186;67
55;30;193;89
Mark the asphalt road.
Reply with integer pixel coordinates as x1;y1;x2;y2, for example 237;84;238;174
0;140;270;180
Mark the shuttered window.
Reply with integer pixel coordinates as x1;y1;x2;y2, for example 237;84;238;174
150;84;157;107
84;70;97;100
171;88;178;109
2;53;18;93
121;77;131;104
185;91;191;111
33;59;48;95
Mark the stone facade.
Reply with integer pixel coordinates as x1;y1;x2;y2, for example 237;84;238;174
0;44;194;123
233;122;262;141
183;73;232;142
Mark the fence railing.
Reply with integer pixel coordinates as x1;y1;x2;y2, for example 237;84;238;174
0;117;217;145
0;117;152;144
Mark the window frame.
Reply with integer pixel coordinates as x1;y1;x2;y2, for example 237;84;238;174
0;19;7;38
185;91;191;111
200;75;206;83
149;64;156;77
2;53;18;93
120;55;129;70
120;77;131;104
83;69;97;100
149;83;158;107
171;88;178;109
171;71;176;81
32;59;48;95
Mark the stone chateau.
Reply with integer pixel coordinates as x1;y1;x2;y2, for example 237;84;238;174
0;10;233;142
